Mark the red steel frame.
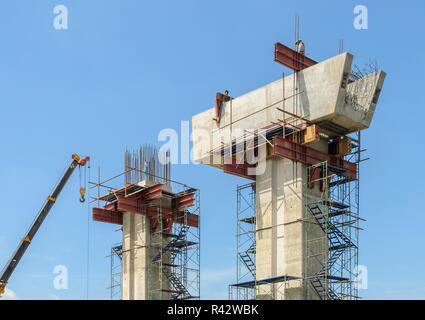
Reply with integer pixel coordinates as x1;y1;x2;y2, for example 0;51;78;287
219;136;357;181
270;136;357;180
92;183;199;232
274;42;317;71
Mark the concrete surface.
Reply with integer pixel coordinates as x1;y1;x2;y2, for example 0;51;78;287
121;180;172;300
192;52;386;165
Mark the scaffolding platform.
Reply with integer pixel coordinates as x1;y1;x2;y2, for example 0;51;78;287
231;275;301;289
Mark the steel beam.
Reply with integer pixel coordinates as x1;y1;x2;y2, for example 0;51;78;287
223;162;256;181
140;183;163;201
270;136;357;180
93;207;123;225
173;192;195;210
274;42;317;71
93;198;199;227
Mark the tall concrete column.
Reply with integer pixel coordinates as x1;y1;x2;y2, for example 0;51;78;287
121;182;172;300
255;156;325;300
122;212;150;300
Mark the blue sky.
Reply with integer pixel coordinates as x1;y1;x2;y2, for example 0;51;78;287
0;0;424;300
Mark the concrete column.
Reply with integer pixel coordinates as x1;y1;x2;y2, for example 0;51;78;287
121;181;173;300
255;156;325;300
122;211;149;300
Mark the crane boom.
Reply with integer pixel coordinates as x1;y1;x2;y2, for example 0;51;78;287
0;153;89;297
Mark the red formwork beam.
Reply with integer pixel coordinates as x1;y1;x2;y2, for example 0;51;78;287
274;42;317;71
93;207;123;225
116;196;145;214
173;192;195;210
148;206;173;233
146;205;199;229
115;197;170;231
116;197;180;218
140;183;163;201
174;211;199;228
223;162;256;181
220;138;356;181
270;136;357;180
92;194;199;228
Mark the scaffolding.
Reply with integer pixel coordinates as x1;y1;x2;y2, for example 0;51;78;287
304;132;361;300
91;146;200;300
228;132;362;300
229;183;256;300
148;186;201;300
109;243;123;300
228;184;304;300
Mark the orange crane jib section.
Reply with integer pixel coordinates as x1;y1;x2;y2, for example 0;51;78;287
274;42;317;71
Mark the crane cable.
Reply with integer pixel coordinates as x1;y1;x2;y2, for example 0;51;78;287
79;165;86;203
79;158;91;299
86;161;91;300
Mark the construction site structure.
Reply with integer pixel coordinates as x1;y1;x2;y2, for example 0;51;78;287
91;145;200;300
229;134;361;300
193;43;385;300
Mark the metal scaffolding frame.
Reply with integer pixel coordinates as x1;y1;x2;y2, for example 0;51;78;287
148;187;201;300
229;183;256;300
228;132;362;300
92;146;200;300
304;131;361;300
228;183;304;300
98;173;201;300
174;191;201;299
109;243;123;300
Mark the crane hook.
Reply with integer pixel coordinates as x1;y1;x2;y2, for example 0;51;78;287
79;187;86;203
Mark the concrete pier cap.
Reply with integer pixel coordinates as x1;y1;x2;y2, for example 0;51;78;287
192;52;386;165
